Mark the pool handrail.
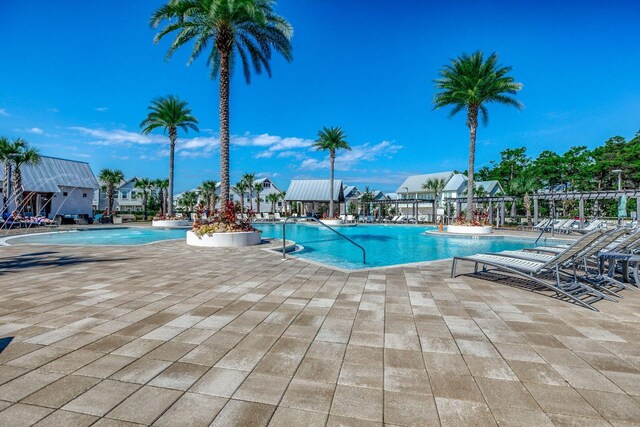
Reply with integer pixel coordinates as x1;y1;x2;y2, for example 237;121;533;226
282;216;366;265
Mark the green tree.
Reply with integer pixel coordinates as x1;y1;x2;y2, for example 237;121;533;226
98;169;125;216
422;177;447;223
254;182;264;213
232;181;248;213
153;178;169;216
510;175;538;225
134;178;154;220
242;172;256;211
360;186;374;216
198;180;218;213
313;126;351;218
151;0;293;203
9;140;40;211
434;51;523;221
266;192;279;213
178;191;198;213
140;96;199;216
0;137;23;210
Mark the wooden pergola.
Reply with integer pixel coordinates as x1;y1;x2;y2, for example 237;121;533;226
533;190;640;227
443;196;517;226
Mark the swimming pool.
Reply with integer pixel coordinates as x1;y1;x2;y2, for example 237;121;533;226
254;223;551;270
6;224;552;270
5;227;187;246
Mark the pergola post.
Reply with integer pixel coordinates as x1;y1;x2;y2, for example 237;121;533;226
500;201;505;226
488;200;493;224
579;199;585;229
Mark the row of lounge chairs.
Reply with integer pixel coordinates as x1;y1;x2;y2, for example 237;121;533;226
532;218;607;234
0;215;57;228
451;226;640;311
252;212;284;222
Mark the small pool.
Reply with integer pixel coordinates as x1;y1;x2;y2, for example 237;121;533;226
5;224;555;270
5;227;187;246
254;223;553;270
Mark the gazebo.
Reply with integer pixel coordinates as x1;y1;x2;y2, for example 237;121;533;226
283;180;345;216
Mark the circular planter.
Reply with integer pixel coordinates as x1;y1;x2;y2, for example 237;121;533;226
186;230;262;247
152;219;190;227
446;225;493;235
319;219;345;226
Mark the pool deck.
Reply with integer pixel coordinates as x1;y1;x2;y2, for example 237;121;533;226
1;233;639;426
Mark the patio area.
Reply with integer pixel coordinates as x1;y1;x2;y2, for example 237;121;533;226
0;240;639;426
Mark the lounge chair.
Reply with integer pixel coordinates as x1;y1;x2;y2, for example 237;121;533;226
274;212;283;221
451;230;610;310
555;220;576;234
346;215;355;223
532;218;552;231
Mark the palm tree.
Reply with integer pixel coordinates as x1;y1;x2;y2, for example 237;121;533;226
254;182;264;213
434;51;522;221
198;180;218;213
422;177;447;223
178;191;198;213
140;96;199;216
151;0;293;204
511;176;537;225
10;141;40;211
98;168;125;216
232;181;248;213
0;137;23;211
153;178;169;216
360;186;374;216
242;172;256;211
134;178;154;220
267;192;279;213
313;126;351;218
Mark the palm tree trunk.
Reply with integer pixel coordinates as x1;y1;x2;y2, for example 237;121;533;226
219;52;231;202
158;188;164;216
142;193;148;220
2;162;9;210
107;185;114;216
524;192;532;225
168;129;177;216
329;153;335;218
12;165;22;212
466;107;478;222
432;192;437;223
256;192;261;213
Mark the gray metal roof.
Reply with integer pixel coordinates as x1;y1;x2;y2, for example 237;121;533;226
475;180;503;195
443;174;467;192
396;171;454;193
0;156;99;192
284;180;344;202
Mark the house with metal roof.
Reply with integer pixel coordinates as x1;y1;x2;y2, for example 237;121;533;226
93;177;147;212
1;156;99;218
284;179;345;215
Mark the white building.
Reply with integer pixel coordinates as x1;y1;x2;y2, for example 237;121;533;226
93;177;147;212
1;156;98;218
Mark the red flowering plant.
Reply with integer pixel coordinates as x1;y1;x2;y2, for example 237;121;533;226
153;213;181;221
453;209;491;226
192;200;260;237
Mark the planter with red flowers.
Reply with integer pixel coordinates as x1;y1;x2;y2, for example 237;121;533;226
446;210;493;234
186;201;262;247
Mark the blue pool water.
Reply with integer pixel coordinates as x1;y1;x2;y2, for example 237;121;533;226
7;227;187;246
7;224;552;270
254;223;549;270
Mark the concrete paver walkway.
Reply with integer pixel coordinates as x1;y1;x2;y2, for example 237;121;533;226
0;240;639;426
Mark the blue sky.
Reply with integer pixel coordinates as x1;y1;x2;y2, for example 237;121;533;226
1;0;639;192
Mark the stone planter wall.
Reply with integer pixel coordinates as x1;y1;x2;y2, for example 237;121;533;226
152;220;190;227
446;225;493;235
186;230;262;247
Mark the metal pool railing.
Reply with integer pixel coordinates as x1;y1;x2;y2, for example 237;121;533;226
281;216;366;265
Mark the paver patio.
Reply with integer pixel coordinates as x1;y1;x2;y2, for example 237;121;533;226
0;238;639;426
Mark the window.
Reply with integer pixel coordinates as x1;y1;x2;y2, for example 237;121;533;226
121;192;128;199
62;192;68;197
82;193;87;198
263;181;271;188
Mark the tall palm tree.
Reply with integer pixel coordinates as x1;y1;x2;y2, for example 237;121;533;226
134;178;154;220
198;180;218;213
98;168;125;216
140;96;199;216
511;176;537;225
422;177;447;223
267;192;279;213
232;181;248;213
242;172;256;211
434;51;522;221
151;0;293;203
152;179;165;216
0;137;23;211
178;191;198;213
10;141;40;211
254;182;264;213
313;126;351;218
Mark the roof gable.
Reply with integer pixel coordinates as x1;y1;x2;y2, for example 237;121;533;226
284;180;344;202
396;171;455;193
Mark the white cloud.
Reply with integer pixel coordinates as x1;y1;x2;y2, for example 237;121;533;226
299;140;403;171
0;108;9;116
71;126;165;146
28;127;44;134
95;107;109;112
